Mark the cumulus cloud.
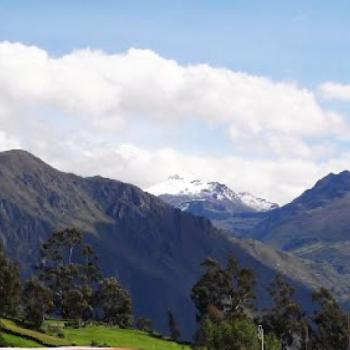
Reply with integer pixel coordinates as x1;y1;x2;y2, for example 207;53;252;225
0;42;348;142
35;142;350;204
0;41;349;203
319;82;350;102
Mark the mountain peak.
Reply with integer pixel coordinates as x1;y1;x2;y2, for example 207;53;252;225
0;149;50;167
293;170;350;208
2;149;36;158
0;149;56;174
146;175;278;212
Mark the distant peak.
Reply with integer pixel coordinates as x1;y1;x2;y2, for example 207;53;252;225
0;149;58;175
3;149;34;156
146;176;277;211
0;149;43;163
316;170;350;187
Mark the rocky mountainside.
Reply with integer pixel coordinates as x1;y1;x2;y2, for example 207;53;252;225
252;171;350;276
0;150;349;337
146;175;278;234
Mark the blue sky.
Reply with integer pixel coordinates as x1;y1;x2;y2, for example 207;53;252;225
1;0;349;85
1;1;350;203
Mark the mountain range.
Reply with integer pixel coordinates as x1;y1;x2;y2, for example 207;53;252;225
252;170;350;276
146;175;278;234
150;171;350;305
0;150;350;338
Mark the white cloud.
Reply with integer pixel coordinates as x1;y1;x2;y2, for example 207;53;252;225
0;42;347;141
0;42;349;204
0;131;20;151
34;142;349;205
319;82;350;102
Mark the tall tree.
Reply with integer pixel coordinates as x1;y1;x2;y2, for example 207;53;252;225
225;256;256;318
262;274;305;349
38;228;101;321
0;242;21;317
167;311;181;341
95;277;133;328
310;287;347;350
191;256;255;322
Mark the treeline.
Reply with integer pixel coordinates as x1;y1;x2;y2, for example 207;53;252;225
0;228;182;344
0;229;132;329
1;229;349;350
190;257;349;350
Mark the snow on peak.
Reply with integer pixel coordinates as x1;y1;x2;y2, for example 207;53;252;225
238;192;279;212
146;175;210;196
146;175;278;212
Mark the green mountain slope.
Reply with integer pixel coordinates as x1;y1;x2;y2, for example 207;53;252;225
252;171;350;278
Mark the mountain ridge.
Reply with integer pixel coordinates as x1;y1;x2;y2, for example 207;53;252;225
146;175;278;212
250;170;350;277
0;150;349;338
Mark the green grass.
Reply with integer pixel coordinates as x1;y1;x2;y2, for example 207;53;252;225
0;318;67;346
2;332;43;347
59;323;189;350
1;319;190;350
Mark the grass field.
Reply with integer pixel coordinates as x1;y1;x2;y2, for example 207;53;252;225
61;324;188;350
2;332;42;347
1;318;67;346
0;319;190;350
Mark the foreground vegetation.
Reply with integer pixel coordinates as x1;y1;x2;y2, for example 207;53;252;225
1;228;349;349
0;318;189;350
2;332;42;347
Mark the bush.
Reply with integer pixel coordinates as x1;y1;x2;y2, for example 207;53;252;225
200;318;279;350
46;324;64;337
57;331;65;338
66;319;81;328
202;318;260;350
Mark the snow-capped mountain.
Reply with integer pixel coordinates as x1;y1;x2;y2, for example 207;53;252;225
146;175;278;236
237;191;279;212
146;175;278;212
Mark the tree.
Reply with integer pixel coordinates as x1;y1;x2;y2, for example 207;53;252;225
191;256;255;322
38;228;101;321
225;256;256;318
262;274;305;349
167;311;181;341
200;317;280;350
61;286;93;321
95;277;133;328
22;278;53;329
0;242;21;317
310;287;347;350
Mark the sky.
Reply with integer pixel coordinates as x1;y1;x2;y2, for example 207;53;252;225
1;1;350;203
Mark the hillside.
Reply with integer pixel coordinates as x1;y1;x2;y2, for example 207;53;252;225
252;171;350;276
0;150;349;337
